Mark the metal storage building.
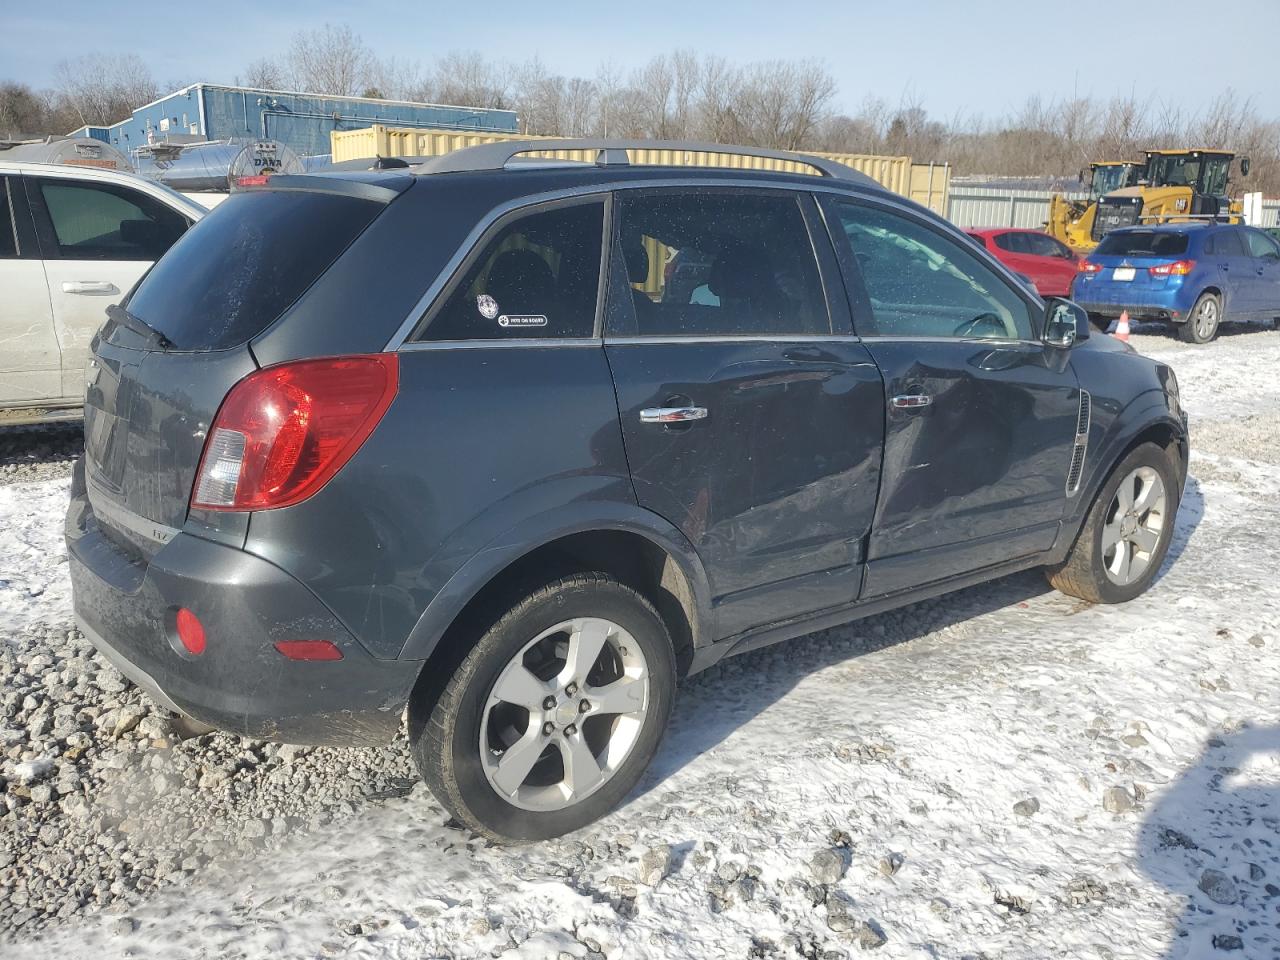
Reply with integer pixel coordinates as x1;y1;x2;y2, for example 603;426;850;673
69;83;519;160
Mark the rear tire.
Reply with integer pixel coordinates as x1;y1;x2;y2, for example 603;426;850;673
1178;292;1221;344
409;573;676;843
1046;442;1179;604
1087;313;1111;333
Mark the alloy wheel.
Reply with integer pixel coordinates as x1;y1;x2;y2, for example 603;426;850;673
479;617;650;812
1195;298;1219;340
1100;465;1167;586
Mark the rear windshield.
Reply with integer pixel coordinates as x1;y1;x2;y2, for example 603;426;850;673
1095;231;1189;258
126;190;381;351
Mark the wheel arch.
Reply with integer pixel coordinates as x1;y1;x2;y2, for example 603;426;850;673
1056;398;1186;559
398;505;712;686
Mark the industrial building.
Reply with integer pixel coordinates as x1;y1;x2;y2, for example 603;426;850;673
69;82;519;160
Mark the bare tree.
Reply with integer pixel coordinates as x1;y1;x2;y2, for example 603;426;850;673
430;52;510;110
286;24;374;97
241;58;286;90
0;82;51;138
52;53;158;127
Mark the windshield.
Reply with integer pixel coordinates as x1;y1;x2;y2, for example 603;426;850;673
1091;164;1140;196
1095;230;1190;258
1147;154;1202;188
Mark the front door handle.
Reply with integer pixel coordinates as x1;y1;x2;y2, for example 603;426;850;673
62;280;118;295
891;394;932;410
640;406;708;424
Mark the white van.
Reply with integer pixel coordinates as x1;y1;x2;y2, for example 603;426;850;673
0;160;206;425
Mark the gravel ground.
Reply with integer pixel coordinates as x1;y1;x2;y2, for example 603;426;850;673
1;325;1279;958
0;425;82;486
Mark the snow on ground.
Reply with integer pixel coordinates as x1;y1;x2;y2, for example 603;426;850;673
0;478;72;633
3;325;1280;960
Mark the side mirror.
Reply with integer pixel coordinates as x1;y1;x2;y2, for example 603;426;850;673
1043;297;1089;348
1241;156;1251;177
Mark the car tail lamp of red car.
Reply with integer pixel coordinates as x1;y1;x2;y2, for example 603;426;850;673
1078;260;1102;274
1149;260;1195;277
192;355;398;511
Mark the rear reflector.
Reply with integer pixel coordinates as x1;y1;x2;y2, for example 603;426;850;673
176;608;206;656
192;354;398;512
274;640;344;661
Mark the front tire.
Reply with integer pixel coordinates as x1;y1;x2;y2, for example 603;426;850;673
409;573;676;843
1047;442;1179;603
1178;292;1221;343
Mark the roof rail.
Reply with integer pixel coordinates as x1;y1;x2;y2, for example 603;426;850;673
416;138;882;186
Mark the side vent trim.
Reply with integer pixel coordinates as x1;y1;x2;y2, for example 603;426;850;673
1066;390;1091;496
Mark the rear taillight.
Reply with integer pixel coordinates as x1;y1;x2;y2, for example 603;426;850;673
1078;260;1102;274
1149;259;1195;277
192;355;398;512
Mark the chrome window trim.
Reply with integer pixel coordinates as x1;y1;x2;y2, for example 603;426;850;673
398;337;603;351
605;333;865;346
383;176;899;352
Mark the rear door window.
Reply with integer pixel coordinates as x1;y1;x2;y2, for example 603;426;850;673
415;199;604;341
995;232;1031;254
1214;230;1247;257
1028;234;1072;259
606;189;830;337
126;189;382;351
35;179;189;261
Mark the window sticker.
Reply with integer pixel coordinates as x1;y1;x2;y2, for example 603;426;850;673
476;294;499;319
497;314;549;328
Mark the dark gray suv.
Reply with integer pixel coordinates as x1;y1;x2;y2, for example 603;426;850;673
67;140;1188;842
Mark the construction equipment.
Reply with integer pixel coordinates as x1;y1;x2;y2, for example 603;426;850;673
1047;160;1145;252
1051;150;1250;253
1092;149;1248;240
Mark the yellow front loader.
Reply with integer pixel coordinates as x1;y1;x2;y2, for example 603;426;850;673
1052;150;1250;254
1047;161;1144;253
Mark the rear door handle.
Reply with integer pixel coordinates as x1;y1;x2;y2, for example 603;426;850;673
891;394;932;410
62;281;118;295
640;406;708;424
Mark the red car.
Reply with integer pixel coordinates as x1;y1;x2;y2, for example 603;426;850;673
965;228;1078;298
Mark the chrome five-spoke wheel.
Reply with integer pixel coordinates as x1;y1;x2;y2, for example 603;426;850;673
1101;465;1167;586
480;617;649;811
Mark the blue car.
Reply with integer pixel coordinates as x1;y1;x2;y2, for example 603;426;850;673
1072;222;1280;343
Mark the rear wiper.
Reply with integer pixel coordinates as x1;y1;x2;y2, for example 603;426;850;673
106;303;173;351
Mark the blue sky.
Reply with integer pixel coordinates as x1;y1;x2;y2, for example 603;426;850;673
7;0;1280;120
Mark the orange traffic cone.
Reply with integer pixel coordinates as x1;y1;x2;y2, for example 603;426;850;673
1114;310;1131;342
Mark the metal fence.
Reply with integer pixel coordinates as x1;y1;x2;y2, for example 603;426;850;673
947;186;1086;229
947;185;1280;230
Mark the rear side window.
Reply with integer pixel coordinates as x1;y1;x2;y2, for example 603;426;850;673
417;200;604;341
127;190;381;351
1095;231;1189;257
607;190;829;337
37;179;188;260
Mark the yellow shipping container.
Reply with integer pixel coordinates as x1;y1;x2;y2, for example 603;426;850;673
330;125;949;214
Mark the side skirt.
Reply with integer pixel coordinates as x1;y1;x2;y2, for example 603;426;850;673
686;551;1052;675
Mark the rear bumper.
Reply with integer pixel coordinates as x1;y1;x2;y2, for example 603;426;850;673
1074;300;1186;322
1072;283;1193;322
66;465;420;746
